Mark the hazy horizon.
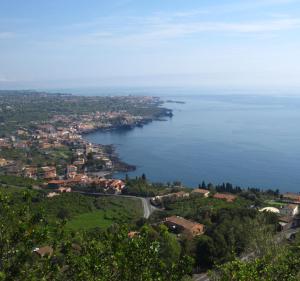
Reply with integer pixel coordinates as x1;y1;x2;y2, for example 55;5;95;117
1;0;300;91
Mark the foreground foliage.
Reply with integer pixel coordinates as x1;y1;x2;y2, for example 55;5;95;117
210;226;300;281
0;191;193;281
212;248;300;281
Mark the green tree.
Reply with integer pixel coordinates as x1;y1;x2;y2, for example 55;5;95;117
0;191;193;281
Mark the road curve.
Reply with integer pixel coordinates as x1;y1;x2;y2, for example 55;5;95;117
75;191;155;219
141;197;150;218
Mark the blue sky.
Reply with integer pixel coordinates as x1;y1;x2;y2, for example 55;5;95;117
1;0;300;90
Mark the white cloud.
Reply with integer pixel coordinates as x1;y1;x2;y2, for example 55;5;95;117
55;0;300;47
181;18;300;34
61;17;300;48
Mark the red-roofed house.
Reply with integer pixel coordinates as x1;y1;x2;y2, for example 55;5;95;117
213;193;237;203
23;167;38;179
283;193;300;203
66;165;78;178
47;180;66;189
164;216;205;237
41;166;57;180
191;189;210;197
33;246;53;258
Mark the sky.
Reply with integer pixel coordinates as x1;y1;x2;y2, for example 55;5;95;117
1;0;300;91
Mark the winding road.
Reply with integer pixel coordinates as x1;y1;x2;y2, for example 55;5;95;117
140;197;151;218
76;191;156;218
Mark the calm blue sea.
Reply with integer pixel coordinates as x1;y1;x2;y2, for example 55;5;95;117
80;90;300;192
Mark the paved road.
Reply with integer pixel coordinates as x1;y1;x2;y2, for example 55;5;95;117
141;197;151;218
76;191;155;218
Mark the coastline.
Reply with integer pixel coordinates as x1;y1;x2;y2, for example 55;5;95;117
82;105;173;177
81;94;300;192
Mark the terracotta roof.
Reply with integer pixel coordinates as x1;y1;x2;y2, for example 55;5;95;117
285;204;298;210
165;216;203;231
42;166;56;172
171;191;188;197
34;246;53;257
279;216;293;223
48;180;65;185
213;193;237;202
128;231;139;238
283;193;300;201
192;189;210;194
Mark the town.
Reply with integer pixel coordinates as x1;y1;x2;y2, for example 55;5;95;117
1;91;300;281
0;91;173;195
1;91;300;244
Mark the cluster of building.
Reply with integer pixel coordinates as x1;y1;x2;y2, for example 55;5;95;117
0;157;13;167
3;124;111;168
282;192;300;204
148;189;239;238
150;189;237;206
0;115;132;195
51;110;145;134
0;95;169;199
150;191;190;206
0;103;150;178
47;176;125;195
260;192;300;231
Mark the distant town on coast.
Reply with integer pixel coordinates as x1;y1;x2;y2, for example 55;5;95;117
1;90;300;280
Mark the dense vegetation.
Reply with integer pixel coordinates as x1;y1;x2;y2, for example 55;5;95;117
0;187;143;230
0;176;299;280
66;196;143;230
0;175;43;188
123;175;187;197
150;195;279;271
0;189;193;280
211;233;300;280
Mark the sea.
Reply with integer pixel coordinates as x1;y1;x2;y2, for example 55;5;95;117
53;88;300;193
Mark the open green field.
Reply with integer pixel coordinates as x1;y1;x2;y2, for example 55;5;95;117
0;188;144;231
66;210;114;230
66;196;143;231
264;199;287;207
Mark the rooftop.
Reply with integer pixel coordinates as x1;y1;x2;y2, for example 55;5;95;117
165;216;204;231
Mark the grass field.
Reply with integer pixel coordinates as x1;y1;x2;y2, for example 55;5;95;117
264;199;286;207
66;196;143;231
0;187;144;231
66;210;114;230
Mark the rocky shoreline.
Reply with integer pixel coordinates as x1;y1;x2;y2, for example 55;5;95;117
83;107;173;176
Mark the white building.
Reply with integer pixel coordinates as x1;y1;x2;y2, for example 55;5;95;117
280;204;299;217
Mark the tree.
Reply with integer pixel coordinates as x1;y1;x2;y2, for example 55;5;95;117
87;152;93;161
141;173;147;181
0;191;58;280
62;226;193;281
57;207;70;220
0;191;193;281
195;235;215;269
125;174;129;182
211;249;300;281
157;225;182;266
